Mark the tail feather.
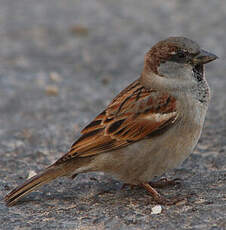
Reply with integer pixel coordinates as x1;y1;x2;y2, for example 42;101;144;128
4;166;66;206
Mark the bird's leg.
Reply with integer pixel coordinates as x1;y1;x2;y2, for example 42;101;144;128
149;178;181;188
141;183;186;205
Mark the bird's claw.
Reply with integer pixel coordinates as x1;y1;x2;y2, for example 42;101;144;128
149;177;182;188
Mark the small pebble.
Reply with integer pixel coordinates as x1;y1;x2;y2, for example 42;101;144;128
28;170;37;179
70;25;89;36
49;72;62;82
45;85;59;96
151;205;162;214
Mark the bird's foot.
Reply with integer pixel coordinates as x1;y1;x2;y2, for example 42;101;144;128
149;177;181;188
153;194;188;205
141;183;187;205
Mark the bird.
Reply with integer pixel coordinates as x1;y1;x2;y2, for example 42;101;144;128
4;36;217;206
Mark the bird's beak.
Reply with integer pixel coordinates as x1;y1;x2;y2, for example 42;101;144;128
192;49;218;65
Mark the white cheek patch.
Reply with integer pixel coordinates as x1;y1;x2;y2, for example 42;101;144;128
158;61;193;80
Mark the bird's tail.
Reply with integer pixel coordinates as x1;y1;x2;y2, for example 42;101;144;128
4;165;68;206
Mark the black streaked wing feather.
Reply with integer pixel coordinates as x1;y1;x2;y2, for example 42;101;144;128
55;80;178;164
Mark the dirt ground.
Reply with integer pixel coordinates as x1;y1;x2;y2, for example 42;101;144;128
0;0;225;229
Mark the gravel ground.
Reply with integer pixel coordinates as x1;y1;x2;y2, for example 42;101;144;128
0;0;225;229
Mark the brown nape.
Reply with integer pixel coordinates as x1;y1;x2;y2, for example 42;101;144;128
144;41;178;75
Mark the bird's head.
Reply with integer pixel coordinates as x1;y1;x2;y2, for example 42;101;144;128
141;37;217;91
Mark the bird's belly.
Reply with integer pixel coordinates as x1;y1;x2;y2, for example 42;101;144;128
133;114;205;183
93;120;202;184
91;102;207;185
139;127;201;181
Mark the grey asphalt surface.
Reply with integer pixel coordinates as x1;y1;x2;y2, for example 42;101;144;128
0;0;225;229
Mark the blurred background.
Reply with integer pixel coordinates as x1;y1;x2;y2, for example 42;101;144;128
0;0;225;229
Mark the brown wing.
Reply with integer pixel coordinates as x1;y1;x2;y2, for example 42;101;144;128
56;80;178;163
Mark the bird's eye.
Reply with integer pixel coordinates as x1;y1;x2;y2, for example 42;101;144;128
177;51;186;58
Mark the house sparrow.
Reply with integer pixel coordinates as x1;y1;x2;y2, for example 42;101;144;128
4;36;217;206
